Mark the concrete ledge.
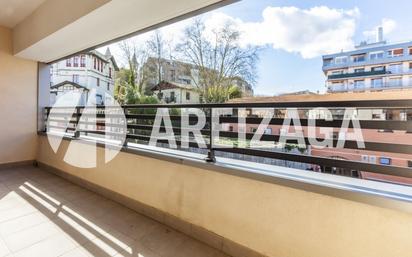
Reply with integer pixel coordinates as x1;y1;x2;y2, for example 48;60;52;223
37;132;412;214
37;162;265;257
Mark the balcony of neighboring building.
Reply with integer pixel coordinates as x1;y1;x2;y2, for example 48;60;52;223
328;77;412;93
327;69;388;80
323;42;412;70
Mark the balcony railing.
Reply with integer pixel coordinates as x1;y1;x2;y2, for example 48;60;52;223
43;100;412;183
329;83;412;92
328;70;388;80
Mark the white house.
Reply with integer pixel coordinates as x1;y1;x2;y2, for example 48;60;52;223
50;48;119;106
151;81;200;104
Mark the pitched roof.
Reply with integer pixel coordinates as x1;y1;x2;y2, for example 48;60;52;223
50;81;89;91
228;89;412;103
89;49;119;71
151;81;197;91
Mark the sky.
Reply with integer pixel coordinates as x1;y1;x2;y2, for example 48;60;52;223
103;0;412;96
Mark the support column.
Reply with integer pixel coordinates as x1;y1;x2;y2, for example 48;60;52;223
37;63;51;132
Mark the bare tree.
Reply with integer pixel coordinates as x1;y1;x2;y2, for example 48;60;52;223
118;39;158;96
176;18;259;102
146;30;170;85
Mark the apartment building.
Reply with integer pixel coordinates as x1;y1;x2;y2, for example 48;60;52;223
50;48;119;105
323;28;412;93
143;57;253;103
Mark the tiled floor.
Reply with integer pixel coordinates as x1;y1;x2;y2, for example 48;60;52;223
0;166;230;257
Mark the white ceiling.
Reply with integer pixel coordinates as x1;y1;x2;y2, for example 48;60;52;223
0;0;46;28
15;0;229;62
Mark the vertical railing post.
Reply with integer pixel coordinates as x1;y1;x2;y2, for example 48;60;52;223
206;107;216;163
74;107;81;138
44;108;50;133
123;106;128;147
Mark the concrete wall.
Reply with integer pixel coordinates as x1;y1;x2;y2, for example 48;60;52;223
37;136;412;257
0;26;38;164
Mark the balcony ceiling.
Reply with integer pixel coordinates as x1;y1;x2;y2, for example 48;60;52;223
12;0;231;63
0;0;46;28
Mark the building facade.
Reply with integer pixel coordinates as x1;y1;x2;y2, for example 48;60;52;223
323;32;412;93
143;57;253;103
50;49;119;105
151;81;200;104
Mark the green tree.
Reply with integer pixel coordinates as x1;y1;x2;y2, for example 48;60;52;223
204;84;243;103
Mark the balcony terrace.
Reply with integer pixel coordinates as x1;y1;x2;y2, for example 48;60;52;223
0;165;230;257
2;1;412;257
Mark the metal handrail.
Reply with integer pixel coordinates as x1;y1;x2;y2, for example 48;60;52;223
45;99;412;109
43;101;412;180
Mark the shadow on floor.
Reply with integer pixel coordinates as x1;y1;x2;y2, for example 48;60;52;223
0;166;227;257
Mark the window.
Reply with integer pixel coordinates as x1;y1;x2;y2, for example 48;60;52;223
388;63;402;74
170;91;175;101
409;47;412;55
387;48;404;57
96;94;103;105
409;62;412;70
107;82;110;91
97;78;100;87
331;81;345;91
371;78;383;88
229;126;234;132
94;58;97;69
109;67;112;78
352;54;365;63
379;157;392;165
100;61;104;72
371;66;385;72
408;161;412;168
354;68;365;73
80;55;86;67
323;58;333;66
389;77;402;87
72;75;79;83
186;92;190;100
181;78;191;85
369;51;384;60
170;70;176;81
331;70;343;75
354;80;365;89
335;56;347;64
66;58;72;67
73;56;79;67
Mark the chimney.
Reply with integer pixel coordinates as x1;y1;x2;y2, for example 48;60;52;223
377;27;383;43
